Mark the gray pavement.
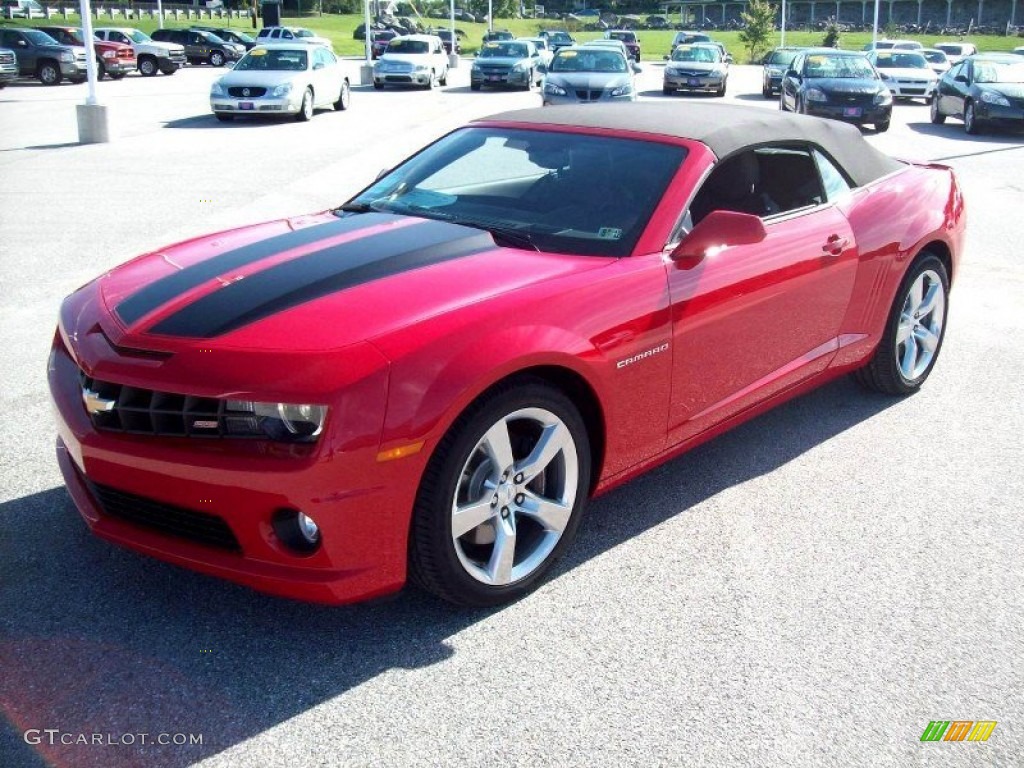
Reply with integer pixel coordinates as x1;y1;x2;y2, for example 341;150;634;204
0;62;1021;768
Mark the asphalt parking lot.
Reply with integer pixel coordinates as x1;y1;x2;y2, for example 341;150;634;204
1;61;1022;768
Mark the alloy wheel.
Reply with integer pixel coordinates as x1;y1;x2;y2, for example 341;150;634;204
895;269;946;381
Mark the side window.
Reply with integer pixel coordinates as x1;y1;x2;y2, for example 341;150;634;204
686;147;825;229
1;31;17;47
282;30;293;39
812;149;852;201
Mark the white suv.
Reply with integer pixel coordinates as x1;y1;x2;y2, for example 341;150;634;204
373;34;449;89
255;27;332;49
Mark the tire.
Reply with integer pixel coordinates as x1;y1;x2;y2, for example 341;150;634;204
779;94;788;111
68;77;86;84
296;87;313;121
209;50;225;67
875;119;890;132
471;82;481;91
663;85;672;95
855;253;949;395
373;81;384;90
334;80;350;110
408;378;592;607
716;79;726;97
762;84;771;98
930;96;946;124
96;58;106;80
110;73;125;80
37;61;61;86
138;56;158;77
426;69;436;89
160;65;178;75
439;68;448;86
964;100;980;135
215;113;233;122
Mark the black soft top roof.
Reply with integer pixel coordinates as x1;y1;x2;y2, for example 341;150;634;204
477;102;904;187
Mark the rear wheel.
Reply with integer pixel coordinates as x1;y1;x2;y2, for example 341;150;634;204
930;96;946;124
855;253;949;395
37;61;61;86
296;87;313;121
408;378;591;607
964;100;980;134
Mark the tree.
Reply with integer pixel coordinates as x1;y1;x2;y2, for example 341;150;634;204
822;17;843;48
738;0;777;64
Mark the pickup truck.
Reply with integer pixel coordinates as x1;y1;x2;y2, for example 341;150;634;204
0;26;87;85
0;46;16;87
37;25;136;80
93;26;186;76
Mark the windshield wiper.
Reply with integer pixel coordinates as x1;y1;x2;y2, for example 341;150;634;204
480;225;539;251
335;202;377;214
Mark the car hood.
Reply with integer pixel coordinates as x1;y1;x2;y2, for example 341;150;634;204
218;69;307;87
808;77;885;95
378;53;431;65
665;61;721;73
476;55;531;66
90;212;607;353
546;72;632;89
977;82;1024;99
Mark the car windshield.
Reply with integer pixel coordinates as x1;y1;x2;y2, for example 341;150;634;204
387;39;428;54
922;50;947;64
875;52;928;69
975;60;1024;83
480;42;528;58
608;32;636;42
234;48;307;71
551;50;627;73
672;46;719;63
767;49;798;65
202;32;226;44
50;28;84;44
548;32;572;43
936;44;965;55
345;127;687;258
805;54;876;79
295;30;315;39
23;29;59;45
231;31;255;43
127;30;153;44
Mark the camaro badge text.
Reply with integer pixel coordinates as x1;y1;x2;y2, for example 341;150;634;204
616;343;669;369
82;388;116;415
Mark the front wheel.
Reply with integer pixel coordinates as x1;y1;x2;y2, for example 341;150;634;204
408;378;592;607
334;80;350;111
439;68;448;86
96;58;106;80
296;87;313;121
875;119;890;132
138;56;157;77
930;96;946;124
37;61;61;86
209;51;225;67
855;253;949;395
964;100;980;135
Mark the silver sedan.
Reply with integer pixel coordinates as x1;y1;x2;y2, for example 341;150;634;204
210;43;350;122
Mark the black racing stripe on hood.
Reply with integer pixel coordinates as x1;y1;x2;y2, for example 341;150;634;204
115;212;397;326
148;218;496;339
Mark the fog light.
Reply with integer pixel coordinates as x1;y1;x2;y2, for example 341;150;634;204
272;508;321;554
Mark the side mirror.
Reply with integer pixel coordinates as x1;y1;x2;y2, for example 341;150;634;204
725;54;734;64
536;62;546;73
662;54;669;61
670;210;767;268
785;69;799;80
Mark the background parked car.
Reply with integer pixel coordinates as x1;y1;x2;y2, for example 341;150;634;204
541;45;640;105
94;27;186;76
522;36;553;68
210;43;350;122
435;29;460;55
0;45;17;86
862;39;924;52
371;29;396;58
191;26;258;52
373;34;449;90
151;28;244;67
605;30;640;62
930;53;1024;134
761;46;803;97
920;47;951;76
256;27;332;49
668;30;711;56
780;48;892;132
934;41;978;64
471;39;540;91
0;26;86;85
866;49;937;102
36;25;136;80
539;29;575;52
482;29;514;43
663;43;728;96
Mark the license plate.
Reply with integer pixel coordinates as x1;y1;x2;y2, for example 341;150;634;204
688;78;701;86
239;102;254;111
488;75;501;81
843;107;862;117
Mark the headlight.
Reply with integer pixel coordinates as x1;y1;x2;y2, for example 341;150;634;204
271;82;292;97
225;400;328;441
610;84;633;97
879;72;891;81
413;64;428;71
210;81;224;96
805;87;827;102
665;67;678;76
873;89;893;105
512;62;529;72
980;90;1010;106
544;82;566;95
102;50;116;59
60;52;75;63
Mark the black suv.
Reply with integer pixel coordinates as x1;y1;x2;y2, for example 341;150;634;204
190;26;257;51
150;28;243;67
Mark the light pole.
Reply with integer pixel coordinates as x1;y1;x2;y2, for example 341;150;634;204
76;0;109;142
781;0;787;47
872;0;880;48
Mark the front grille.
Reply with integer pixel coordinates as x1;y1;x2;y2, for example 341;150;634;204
385;75;413;82
90;480;242;552
81;373;249;438
0;52;15;66
575;89;603;101
228;86;267;97
831;93;875;107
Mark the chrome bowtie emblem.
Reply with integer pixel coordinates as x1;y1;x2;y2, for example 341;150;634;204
82;387;116;415
242;88;250;97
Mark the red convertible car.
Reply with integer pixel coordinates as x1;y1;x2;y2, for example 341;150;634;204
49;104;965;607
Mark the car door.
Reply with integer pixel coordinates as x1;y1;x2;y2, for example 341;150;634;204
665;145;859;444
780;52;803;111
311;47;333;105
944;60;972;118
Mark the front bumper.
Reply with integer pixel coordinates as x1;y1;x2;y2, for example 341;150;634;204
664;73;725;93
48;330;415;605
542;88;635;106
160;52;188;69
805;101;892;125
61;61;88;78
471;68;532;87
373;70;432;86
102;59;137;75
974;101;1024;128
884;80;935;99
211;92;303;116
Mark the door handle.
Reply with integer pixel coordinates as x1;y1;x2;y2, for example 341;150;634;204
822;234;849;256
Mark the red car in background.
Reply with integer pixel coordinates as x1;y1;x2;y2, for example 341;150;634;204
37;25;136;79
370;29;396;59
50;103;964;608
